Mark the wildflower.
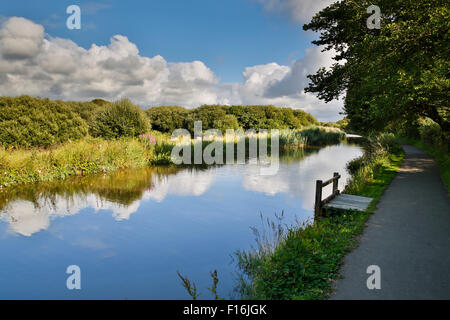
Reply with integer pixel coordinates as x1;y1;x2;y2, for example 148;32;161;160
139;133;157;145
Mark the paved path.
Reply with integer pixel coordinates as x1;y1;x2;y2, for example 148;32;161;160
330;144;450;299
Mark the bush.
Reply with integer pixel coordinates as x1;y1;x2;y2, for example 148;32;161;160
225;105;318;130
347;157;364;175
0;95;88;148
91;98;150;139
65;100;108;134
184;105;228;132
144;104;319;134
213;114;239;132
418;118;443;146
145;106;188;133
378;132;402;153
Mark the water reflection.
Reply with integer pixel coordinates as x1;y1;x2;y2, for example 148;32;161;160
0;144;362;237
0;143;362;299
0;167;178;236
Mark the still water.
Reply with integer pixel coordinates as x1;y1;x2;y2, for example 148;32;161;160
0;143;362;299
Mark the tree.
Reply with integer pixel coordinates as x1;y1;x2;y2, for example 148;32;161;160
303;0;449;135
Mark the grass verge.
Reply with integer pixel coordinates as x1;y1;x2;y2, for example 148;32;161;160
233;134;404;300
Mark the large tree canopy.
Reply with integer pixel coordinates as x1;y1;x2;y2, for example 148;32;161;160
303;0;449;134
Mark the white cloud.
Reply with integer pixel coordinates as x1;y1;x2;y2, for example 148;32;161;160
0;16;343;121
256;0;336;24
0;17;44;60
144;169;215;202
217;46;343;120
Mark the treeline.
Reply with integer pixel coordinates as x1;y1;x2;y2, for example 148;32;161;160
146;105;318;133
0;96;150;147
0;96;319;148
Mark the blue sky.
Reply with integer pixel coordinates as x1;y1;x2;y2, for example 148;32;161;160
1;0;313;82
0;0;343;121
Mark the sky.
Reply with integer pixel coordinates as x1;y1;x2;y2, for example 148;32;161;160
0;0;343;121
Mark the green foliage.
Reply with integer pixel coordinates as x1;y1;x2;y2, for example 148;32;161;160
279;126;345;148
207;270;222;300
279;130;309;148
0;137;156;188
235;212;368;300
395;115;448;148
417;118;444;146
303;0;449;135
345;133;403;196
0;96;88;148
91;98;150;139
145;106;189;133
145;104;319;135
213;114;239;132
299;126;346;146
176;271;200;300
91;98;110;106
234;135;404;299
184;105;229;132
65;100;107;134
176;269;224;300
225;105;318;130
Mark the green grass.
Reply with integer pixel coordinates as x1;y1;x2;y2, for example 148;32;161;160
0;137;173;188
345;150;404;208
233;135;404;300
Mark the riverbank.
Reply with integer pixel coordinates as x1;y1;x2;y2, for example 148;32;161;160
0;127;344;189
234;133;404;299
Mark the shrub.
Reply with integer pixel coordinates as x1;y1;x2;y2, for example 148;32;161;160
145;106;189;133
145;104;319;134
0;95;88;148
91;98;150;139
225;105;318;130
418;118;443;146
185;105;228;133
212;114;239;132
378;132;402;153
65;100;107;134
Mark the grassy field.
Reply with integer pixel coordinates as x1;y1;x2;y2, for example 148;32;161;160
233;134;404;300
